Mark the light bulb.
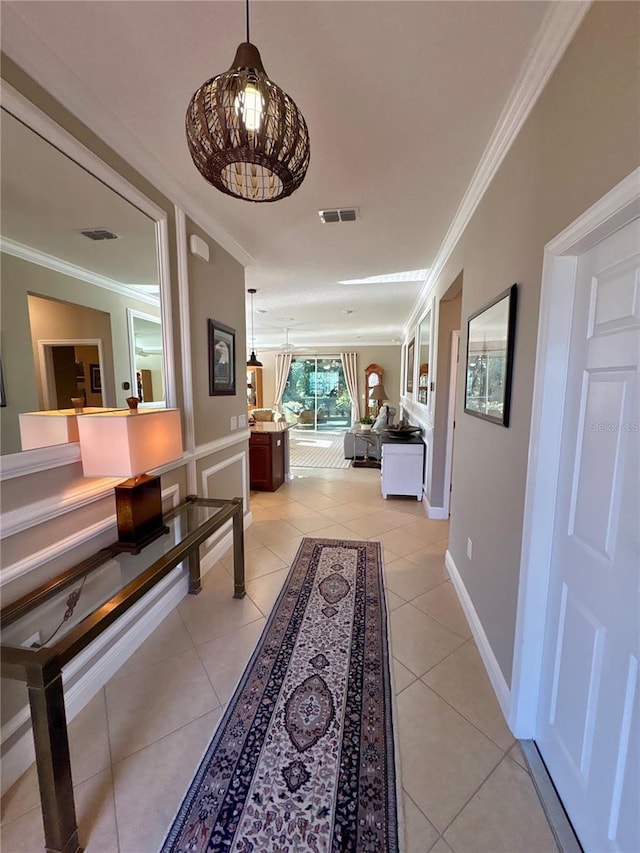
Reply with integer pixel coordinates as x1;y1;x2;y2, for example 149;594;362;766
236;83;264;132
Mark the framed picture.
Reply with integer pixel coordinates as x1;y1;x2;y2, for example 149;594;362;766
464;284;517;427
406;338;415;394
90;363;102;393
208;319;236;396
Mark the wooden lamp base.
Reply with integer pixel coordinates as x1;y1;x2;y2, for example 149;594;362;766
114;474;169;554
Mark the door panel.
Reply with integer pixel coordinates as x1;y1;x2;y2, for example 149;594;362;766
536;219;639;852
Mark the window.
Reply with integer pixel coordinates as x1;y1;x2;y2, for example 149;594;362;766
282;357;350;430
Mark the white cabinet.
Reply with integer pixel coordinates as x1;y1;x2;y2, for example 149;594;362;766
381;439;424;500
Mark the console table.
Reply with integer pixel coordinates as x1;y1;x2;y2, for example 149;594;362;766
0;496;245;853
381;435;425;499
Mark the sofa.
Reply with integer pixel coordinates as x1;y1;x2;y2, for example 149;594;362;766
249;408;286;424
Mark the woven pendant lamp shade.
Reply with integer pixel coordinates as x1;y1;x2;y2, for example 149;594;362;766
186;42;310;203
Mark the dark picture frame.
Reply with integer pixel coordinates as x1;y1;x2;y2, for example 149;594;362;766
406;338;415;394
464;284;517;427
208;319;236;396
89;363;102;393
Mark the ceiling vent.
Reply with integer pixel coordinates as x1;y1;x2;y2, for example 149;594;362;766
79;228;119;241
318;207;359;224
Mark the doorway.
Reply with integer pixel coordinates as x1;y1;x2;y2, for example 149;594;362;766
38;339;105;409
512;172;639;852
282;357;350;432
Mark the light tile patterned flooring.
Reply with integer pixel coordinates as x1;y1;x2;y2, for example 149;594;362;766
0;467;559;852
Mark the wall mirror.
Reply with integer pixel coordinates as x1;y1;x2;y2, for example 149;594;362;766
418;309;432;407
0;92;173;460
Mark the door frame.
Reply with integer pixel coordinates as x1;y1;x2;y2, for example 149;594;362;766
443;330;460;517
38;338;106;409
509;168;640;737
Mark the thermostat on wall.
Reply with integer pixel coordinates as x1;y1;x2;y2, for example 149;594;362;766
189;234;210;262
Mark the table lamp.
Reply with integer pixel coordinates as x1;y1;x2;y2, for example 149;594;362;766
77;399;183;553
369;382;390;415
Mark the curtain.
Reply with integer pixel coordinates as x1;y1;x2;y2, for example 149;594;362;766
341;352;360;424
273;353;292;411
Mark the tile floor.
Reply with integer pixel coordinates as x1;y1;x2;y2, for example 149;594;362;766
0;466;559;852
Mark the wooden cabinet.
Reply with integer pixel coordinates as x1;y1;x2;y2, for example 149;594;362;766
249;430;286;491
381;437;425;499
247;366;263;410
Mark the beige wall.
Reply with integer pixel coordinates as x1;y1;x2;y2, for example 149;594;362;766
187;219;247;447
422;1;639;684
258;345;402;420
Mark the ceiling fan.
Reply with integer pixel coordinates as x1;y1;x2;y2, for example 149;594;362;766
279;328;298;353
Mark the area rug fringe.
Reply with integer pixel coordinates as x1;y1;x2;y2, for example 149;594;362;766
162;537;398;853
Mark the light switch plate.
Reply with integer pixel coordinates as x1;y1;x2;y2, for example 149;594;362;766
230;416;238;431
238;414;247;428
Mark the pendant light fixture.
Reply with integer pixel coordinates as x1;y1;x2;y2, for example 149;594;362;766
185;0;310;203
246;288;263;368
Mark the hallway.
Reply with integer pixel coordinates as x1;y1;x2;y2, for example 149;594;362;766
1;466;558;852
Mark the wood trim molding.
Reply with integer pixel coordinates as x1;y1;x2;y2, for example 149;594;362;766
1;238;160;307
0;443;82;481
509;168;639;738
200;450;249;512
0;485;181;586
175;206;197;494
445;549;511;719
195;430;250;461
404;1;591;334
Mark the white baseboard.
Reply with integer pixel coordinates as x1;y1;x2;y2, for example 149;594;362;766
445;549;512;721
0;509;253;795
422;490;448;520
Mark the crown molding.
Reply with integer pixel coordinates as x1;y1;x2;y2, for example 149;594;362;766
1;237;160;307
404;0;591;335
0;5;252;268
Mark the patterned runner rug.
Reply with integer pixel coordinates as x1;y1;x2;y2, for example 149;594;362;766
162;538;398;853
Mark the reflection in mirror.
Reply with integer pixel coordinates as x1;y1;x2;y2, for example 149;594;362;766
418;310;431;406
127;310;165;405
0;107;166;455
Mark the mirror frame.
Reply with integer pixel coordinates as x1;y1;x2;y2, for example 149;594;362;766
0;83;175;478
416;304;433;414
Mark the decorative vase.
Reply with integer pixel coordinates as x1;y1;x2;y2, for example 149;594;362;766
360;423;372;432
70;397;84;413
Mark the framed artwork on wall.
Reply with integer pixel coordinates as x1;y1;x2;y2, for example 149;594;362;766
406;338;415;394
208;319;236;396
464;284;517;427
89;363;102;393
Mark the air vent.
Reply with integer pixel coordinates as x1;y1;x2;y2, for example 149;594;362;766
79;228;119;241
318;207;359;224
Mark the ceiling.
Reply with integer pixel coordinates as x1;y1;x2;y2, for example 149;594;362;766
1;1;555;350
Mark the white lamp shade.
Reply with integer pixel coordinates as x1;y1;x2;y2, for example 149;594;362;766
77;408;182;477
19;408;119;450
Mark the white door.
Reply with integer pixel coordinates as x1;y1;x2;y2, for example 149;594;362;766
536;218;639;852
